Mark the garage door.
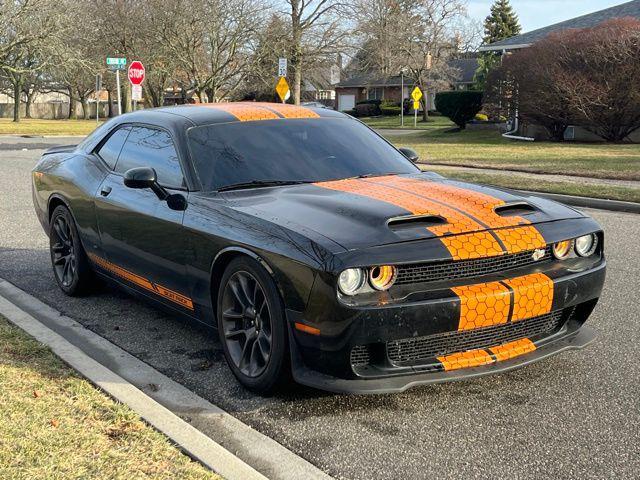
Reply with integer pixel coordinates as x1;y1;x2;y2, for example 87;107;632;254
338;94;355;111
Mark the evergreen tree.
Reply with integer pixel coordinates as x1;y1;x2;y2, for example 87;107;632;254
483;0;521;44
474;0;521;91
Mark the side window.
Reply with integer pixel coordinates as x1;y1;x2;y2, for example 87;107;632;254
96;126;130;169
115;126;184;188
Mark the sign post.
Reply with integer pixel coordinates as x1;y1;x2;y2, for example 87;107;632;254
95;74;102;124
107;57;126;115
411;86;423;128
128;60;145;110
276;76;290;104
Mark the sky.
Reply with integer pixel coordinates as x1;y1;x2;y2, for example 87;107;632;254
467;0;629;32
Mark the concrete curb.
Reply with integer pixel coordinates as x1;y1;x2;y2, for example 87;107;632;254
0;279;332;480
514;190;640;214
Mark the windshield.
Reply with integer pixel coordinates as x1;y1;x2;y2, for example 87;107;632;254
187;118;419;191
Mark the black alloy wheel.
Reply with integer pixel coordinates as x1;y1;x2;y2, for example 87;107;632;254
221;270;273;377
217;256;289;393
49;205;93;296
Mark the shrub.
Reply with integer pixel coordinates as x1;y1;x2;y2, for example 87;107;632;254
343;109;357;116
434;91;483;129
354;103;379;117
381;105;401;116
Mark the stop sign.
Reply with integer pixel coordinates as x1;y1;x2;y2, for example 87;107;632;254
128;61;145;85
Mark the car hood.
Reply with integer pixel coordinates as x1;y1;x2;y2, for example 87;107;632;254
220;173;584;252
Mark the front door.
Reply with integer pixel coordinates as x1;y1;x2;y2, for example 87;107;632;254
93;125;194;313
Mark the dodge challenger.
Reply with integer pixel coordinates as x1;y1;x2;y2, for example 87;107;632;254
31;102;606;394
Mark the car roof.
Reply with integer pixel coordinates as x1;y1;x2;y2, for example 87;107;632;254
134;101;344;127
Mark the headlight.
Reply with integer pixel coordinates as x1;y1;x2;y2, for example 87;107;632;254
369;265;397;291
552;240;573;260
575;234;597;257
338;268;366;295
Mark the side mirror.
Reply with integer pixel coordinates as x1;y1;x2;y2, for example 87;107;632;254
123;166;158;189
398;147;420;163
123;167;168;201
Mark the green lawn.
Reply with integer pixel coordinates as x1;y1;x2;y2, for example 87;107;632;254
360;114;453;130
365;118;640;181
424;165;640;203
0;316;220;480
0;118;101;136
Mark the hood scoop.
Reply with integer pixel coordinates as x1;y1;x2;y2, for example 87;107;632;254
494;202;538;217
387;214;448;231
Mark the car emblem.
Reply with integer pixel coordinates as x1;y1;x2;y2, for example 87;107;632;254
532;248;546;261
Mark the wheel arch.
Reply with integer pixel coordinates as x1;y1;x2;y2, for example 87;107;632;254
209;246;281;319
47;194;72;223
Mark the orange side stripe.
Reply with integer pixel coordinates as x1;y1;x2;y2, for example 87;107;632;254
437;349;494;371
505;273;554;321
489;338;536;361
452;281;511;331
89;253;194;310
201;103;280;121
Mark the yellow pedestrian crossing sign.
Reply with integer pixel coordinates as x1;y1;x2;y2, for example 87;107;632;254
276;77;290;103
411;86;422;102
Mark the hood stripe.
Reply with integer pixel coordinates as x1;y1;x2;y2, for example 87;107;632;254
314;178;505;260
368;176;546;254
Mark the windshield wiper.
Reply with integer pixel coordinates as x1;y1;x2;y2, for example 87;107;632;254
217;179;312;192
354;172;400;179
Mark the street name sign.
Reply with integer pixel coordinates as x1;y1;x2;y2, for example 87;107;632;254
107;57;127;70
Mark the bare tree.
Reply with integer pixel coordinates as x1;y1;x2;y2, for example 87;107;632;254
0;0;69;121
398;0;469;120
281;0;348;105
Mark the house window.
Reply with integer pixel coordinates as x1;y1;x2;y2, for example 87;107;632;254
367;87;383;100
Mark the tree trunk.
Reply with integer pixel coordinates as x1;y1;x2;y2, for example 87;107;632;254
291;2;302;105
81;98;89;119
25;93;33;119
12;79;22;123
421;92;429;122
107;89;113;117
68;87;77;119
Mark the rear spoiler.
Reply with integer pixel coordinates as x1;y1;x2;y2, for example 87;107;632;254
42;144;77;155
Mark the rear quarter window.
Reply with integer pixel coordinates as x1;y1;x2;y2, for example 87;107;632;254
96;127;131;169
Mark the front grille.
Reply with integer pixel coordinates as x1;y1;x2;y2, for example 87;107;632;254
387;310;565;365
350;345;371;367
395;247;552;286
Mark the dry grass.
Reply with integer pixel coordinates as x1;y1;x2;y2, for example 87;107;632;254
0;316;221;480
0;118;100;136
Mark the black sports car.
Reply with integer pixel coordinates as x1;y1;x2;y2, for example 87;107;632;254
32;102;605;394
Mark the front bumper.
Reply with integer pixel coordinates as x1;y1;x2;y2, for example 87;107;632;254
289;323;596;394
287;258;605;394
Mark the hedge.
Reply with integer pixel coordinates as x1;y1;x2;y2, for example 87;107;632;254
434;91;483;129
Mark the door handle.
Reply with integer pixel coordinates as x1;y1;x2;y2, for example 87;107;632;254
100;186;112;197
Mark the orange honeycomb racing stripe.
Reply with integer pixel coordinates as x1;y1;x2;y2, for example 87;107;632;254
257;103;320;119
370;176;547;254
451;281;512;331
489;338;536;362
504;273;554;321
437;349;494;371
88;253;194;310
314;178;504;260
201;103;280;122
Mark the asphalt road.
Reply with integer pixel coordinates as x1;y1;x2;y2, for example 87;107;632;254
1;136;639;479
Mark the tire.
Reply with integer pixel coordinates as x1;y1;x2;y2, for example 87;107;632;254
49;205;94;296
217;256;290;394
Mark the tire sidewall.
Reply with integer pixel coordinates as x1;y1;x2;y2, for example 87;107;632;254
49;205;90;295
217;256;288;393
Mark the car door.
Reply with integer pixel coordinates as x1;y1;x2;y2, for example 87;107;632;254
93;125;195;313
